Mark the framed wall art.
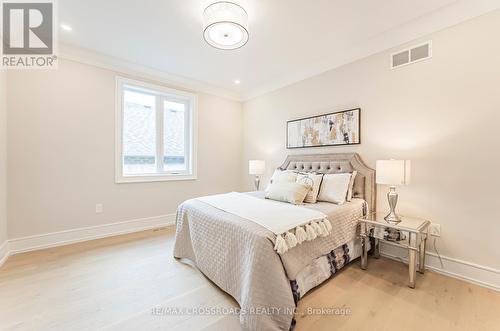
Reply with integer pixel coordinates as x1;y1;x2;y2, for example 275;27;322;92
286;108;361;149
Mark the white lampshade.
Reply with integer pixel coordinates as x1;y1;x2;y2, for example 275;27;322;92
203;2;249;50
376;160;411;186
249;160;265;175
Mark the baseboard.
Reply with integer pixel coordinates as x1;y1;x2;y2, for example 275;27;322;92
0;240;9;268
380;242;500;292
3;218;499;293
6;214;176;256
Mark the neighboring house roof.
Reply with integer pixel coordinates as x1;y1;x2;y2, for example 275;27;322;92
123;102;184;157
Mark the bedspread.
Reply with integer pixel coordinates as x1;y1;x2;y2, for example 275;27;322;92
173;194;367;330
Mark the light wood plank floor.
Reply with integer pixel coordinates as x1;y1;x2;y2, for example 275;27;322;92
1;228;499;331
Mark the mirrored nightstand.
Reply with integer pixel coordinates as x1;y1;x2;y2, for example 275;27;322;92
359;212;430;288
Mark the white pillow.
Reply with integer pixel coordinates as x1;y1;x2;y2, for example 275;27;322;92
296;173;323;203
266;169;298;191
317;173;352;205
265;182;310;205
346;171;358;202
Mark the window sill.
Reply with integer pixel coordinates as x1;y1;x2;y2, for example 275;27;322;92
115;174;197;184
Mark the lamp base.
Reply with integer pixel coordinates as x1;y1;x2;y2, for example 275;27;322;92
254;176;260;191
384;211;402;224
384;186;402;224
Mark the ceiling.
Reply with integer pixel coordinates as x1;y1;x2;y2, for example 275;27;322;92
59;0;500;100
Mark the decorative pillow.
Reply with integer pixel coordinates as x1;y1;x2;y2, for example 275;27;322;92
346;171;358;202
317;173;352;205
266;169;298;191
265;182;311;205
296;173;323;203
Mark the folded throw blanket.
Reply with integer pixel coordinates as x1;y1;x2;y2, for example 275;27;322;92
196;192;332;254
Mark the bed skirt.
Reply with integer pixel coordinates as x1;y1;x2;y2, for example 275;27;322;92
290;238;371;304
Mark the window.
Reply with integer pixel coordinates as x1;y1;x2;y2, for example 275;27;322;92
115;77;197;183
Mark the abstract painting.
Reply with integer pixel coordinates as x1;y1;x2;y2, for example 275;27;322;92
287;108;360;148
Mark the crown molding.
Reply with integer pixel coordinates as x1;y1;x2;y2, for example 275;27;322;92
59;44;243;102
58;1;500;103
242;0;500;101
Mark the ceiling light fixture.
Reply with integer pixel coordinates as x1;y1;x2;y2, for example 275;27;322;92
203;2;249;50
61;24;72;31
234;79;241;84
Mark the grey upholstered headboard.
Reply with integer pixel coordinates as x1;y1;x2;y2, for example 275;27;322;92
278;153;376;213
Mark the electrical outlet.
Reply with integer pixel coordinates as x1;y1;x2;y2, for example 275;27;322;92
95;204;103;214
429;223;441;237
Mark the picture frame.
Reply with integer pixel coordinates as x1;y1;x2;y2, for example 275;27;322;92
286;108;361;149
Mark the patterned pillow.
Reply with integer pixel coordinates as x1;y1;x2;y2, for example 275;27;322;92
296;173;323;203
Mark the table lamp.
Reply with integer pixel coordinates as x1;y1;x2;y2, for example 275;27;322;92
376;159;411;223
249;160;265;190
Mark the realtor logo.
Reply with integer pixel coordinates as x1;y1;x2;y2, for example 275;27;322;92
1;0;57;68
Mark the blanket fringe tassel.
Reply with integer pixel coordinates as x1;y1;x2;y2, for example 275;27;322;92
324;219;332;232
311;222;322;236
295;226;307;244
319;221;328;237
275;218;333;254
285;232;298;248
274;234;288;255
305;224;317;241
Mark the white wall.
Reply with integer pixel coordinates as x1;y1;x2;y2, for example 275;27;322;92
7;59;243;238
0;70;7;246
243;10;500;270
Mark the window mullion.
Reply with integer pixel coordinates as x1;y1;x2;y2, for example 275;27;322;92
184;100;191;173
156;95;164;173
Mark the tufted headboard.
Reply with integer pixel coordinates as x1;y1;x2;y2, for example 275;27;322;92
278;153;376;213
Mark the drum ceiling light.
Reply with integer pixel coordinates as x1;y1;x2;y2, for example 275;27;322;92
203;2;249;50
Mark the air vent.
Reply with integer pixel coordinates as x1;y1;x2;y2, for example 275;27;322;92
391;41;432;69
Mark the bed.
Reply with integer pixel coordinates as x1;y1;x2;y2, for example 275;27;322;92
173;153;376;330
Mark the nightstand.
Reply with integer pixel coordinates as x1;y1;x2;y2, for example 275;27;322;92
359;212;430;288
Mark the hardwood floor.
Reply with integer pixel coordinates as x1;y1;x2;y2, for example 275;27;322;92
1;228;499;331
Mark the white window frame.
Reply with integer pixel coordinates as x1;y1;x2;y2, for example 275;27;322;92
115;77;197;183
